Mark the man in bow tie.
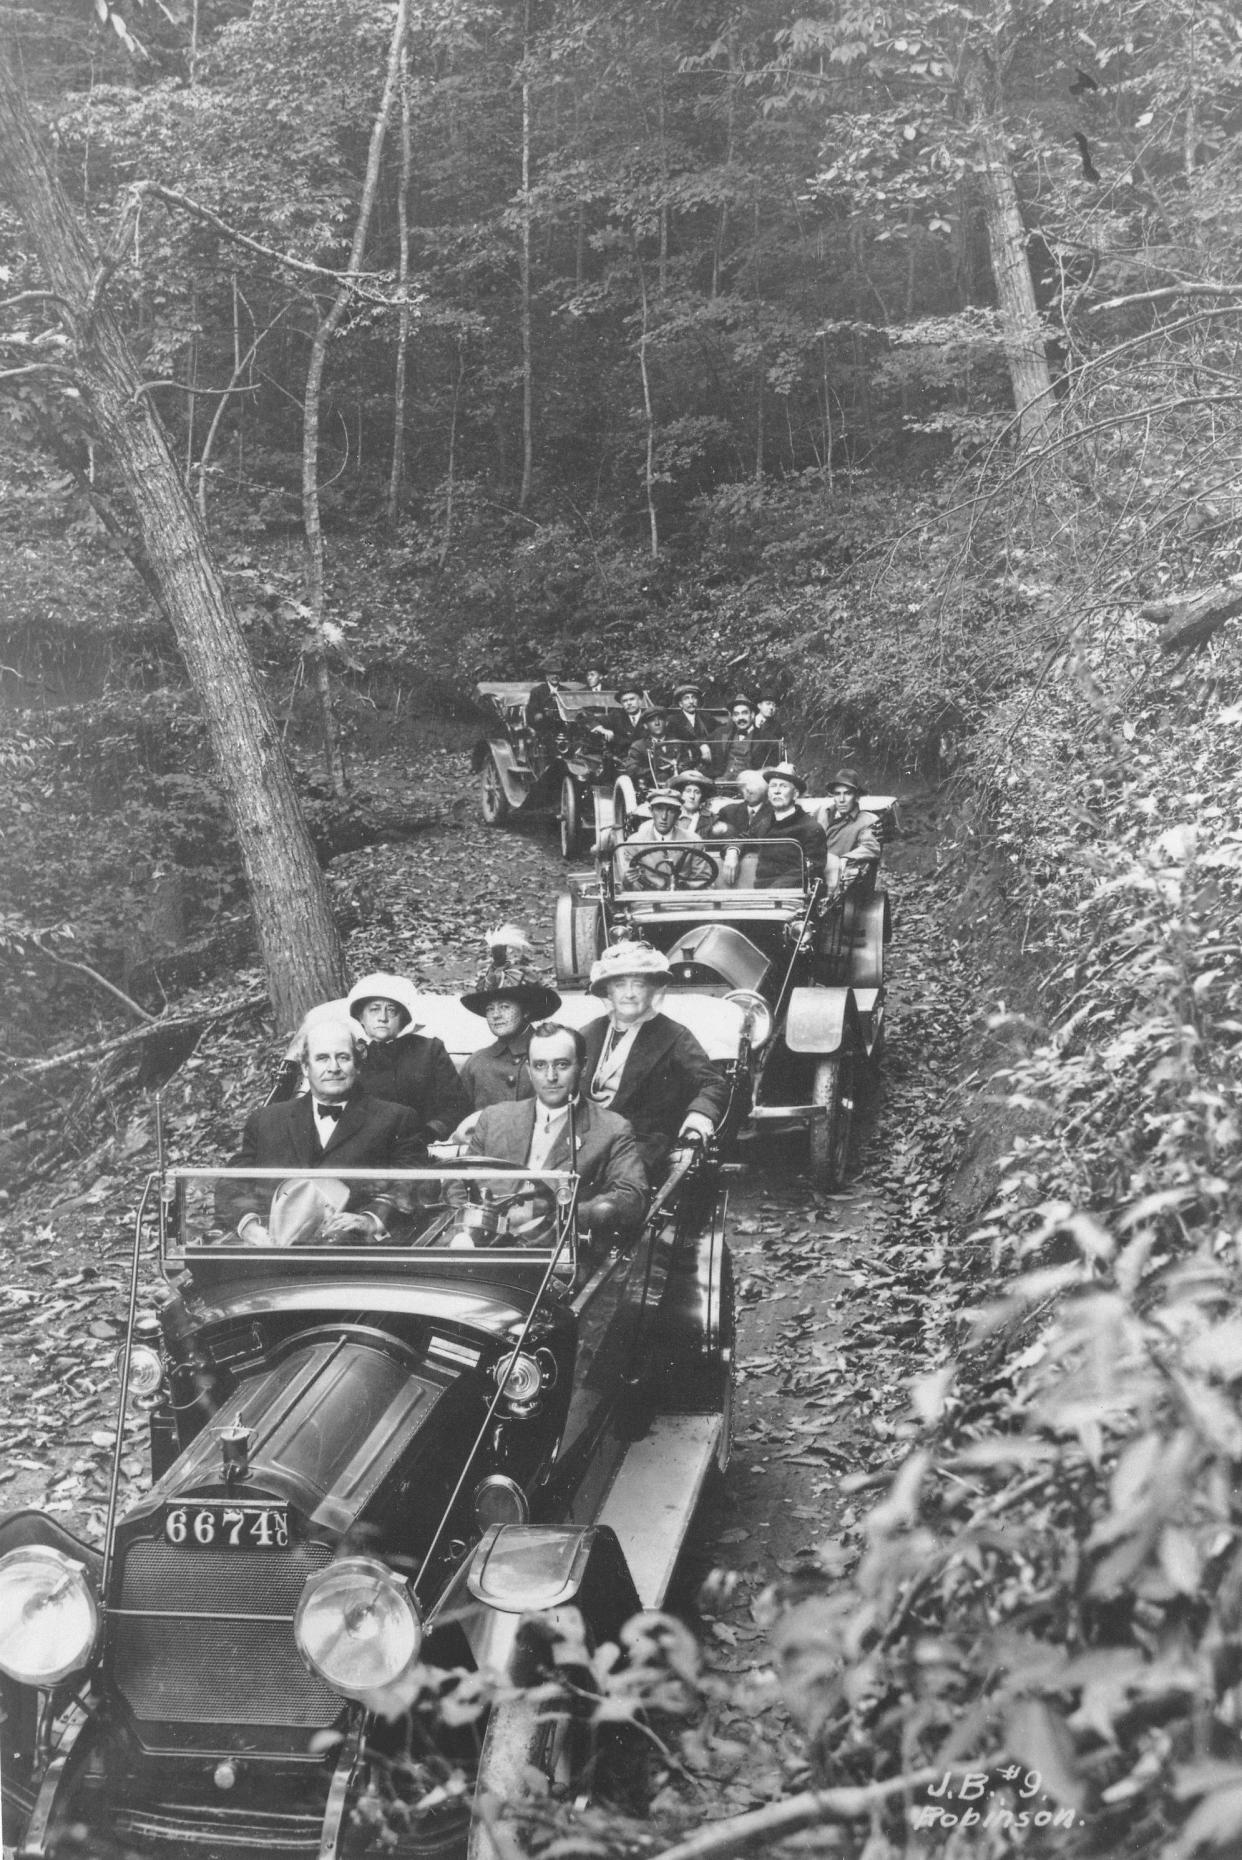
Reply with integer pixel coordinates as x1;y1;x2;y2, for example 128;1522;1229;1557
215;1007;423;1243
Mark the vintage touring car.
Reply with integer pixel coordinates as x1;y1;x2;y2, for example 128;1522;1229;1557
550;792;894;1185
0;1109;739;1858
472;682;632;858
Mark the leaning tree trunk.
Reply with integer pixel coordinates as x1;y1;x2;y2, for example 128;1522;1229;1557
965;64;1055;447
0;50;346;1030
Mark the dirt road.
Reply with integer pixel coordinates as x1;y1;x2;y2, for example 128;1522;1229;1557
0;758;967;1831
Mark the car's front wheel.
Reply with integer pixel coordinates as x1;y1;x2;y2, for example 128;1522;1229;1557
480;754;512;826
558;776;580;858
808;1053;854;1187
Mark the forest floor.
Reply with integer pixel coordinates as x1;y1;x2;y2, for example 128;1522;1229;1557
0;751;979;1854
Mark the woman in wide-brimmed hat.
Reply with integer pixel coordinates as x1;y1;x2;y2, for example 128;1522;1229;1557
668;766;716;838
579;941;728;1175
346;971;471;1142
458;936;562;1112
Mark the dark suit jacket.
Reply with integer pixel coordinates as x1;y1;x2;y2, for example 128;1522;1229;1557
709;728;787;778
625;740;683;791
666;710;714;768
581;1014;729;1174
756;807;827;886
467;1097;648;1232
359;1032;470;1139
526;680;564;733
712;800;776;839
215;1087;423;1232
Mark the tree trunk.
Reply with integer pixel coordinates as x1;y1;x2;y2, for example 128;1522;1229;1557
965;64;1054;445
518;0;534;510
386;60;412;527
302;0;410;792
0;49;346;1030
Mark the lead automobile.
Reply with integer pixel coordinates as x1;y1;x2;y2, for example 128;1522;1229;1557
0;1113;739;1858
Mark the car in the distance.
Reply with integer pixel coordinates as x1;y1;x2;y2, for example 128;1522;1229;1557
473;681;632;857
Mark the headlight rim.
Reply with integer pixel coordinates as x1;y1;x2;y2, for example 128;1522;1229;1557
293;1554;422;1704
724;988;773;1051
0;1544;101;1688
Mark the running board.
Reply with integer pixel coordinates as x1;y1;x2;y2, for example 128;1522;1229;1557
597;1412;722;1609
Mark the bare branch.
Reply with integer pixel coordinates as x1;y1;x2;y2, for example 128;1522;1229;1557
134;181;407;308
132;378;260;404
649;1766;977;1860
30;934;156;1023
2;992;268;1077
1088;282;1242;316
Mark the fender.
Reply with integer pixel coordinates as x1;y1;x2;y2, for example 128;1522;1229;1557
465;1524;641;1653
783;986;858;1057
844;892;891;989
472;735;531;808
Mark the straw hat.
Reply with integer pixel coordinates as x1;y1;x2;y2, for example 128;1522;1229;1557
589;940;672;995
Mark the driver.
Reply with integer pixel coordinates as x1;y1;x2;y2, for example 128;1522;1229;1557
466;1021;648;1238
624;709;683;792
214;1007;422;1243
526;657;565;736
628;786;696;843
582;942;727;1175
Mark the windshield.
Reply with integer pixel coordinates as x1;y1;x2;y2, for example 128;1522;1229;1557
612;838;810;894
163;1168;578;1261
556;691;623;717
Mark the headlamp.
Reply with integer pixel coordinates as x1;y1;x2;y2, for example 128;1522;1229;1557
494;1350;544;1410
294;1557;422;1702
725;989;773;1051
0;1546;100;1686
126;1345;166;1402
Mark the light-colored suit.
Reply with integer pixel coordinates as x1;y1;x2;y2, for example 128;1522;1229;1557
466;1097;648;1233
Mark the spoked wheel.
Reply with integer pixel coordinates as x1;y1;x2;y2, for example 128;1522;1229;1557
552;894;603;985
558;776;580;859
808;1053;855;1188
480;754;511;826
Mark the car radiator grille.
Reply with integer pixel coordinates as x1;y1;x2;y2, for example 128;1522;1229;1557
112;1539;341;1727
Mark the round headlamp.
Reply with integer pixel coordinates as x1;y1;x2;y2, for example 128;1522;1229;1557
725;989;773;1051
0;1546;100;1686
294;1557;422;1702
126;1345;166;1401
494;1350;543;1407
472;1475;530;1531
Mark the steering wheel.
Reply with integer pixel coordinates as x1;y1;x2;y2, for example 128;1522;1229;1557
451;1175;559;1245
626;845;719;891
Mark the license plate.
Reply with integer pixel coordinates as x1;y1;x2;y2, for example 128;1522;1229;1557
164;1503;289;1550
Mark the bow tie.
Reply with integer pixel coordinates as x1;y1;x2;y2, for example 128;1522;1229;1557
315;1101;346;1122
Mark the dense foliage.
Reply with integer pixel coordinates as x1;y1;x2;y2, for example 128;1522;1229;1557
5;0;1242;1851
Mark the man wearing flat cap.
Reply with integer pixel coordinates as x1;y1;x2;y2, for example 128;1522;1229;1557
628;787;697;843
624;709;683;792
755;763;827;886
816;768;882;888
526;658;565;738
459;932;563;1113
666;681;714;769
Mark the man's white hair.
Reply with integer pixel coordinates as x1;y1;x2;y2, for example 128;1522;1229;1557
296;1006;363;1067
737;770;768;802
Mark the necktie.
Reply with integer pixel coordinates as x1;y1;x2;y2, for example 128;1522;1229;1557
316;1102;345;1122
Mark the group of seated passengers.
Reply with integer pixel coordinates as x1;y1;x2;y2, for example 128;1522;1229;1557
619;763;882;890
525;657;787;778
215;931;724;1248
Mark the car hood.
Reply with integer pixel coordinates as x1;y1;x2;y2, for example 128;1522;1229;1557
132;1332;466;1539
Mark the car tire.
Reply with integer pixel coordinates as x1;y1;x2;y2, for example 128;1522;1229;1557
558;776;580;858
480;753;512;826
808;1054;854;1188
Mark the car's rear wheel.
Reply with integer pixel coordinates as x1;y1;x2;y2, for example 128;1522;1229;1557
553;894;602;985
558;776;580;858
480;754;511;826
808;1054;854;1187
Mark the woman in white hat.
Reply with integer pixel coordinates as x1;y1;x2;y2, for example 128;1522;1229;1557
580;941;728;1173
346;971;470;1142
